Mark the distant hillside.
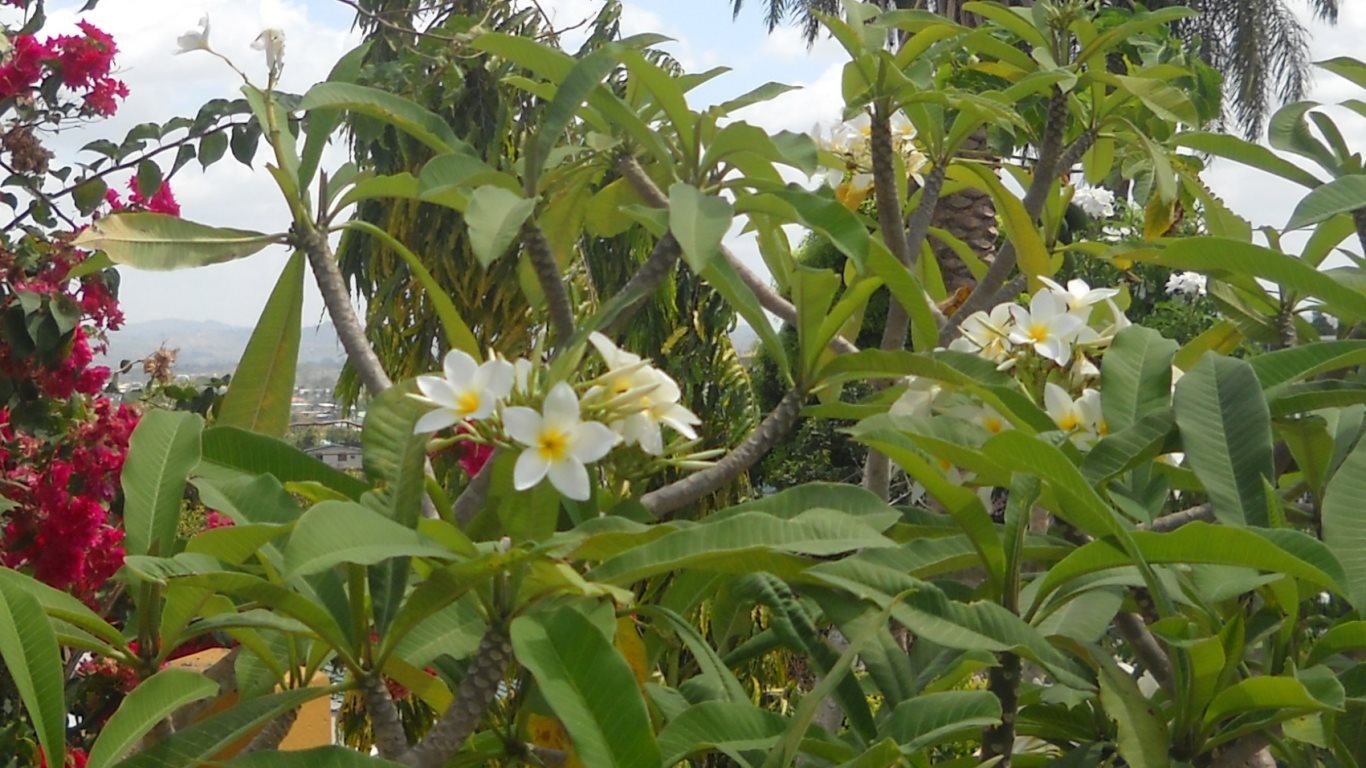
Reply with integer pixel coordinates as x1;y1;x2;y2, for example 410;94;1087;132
100;319;345;376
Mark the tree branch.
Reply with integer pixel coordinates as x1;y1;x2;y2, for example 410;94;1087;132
1140;503;1215;533
239;707;299;754
616;156;857;354
1114;612;1174;693
522;222;576;352
170;647;240;730
641;387;806;518
298;224;392;395
1354;209;1366;259
603;233;682;335
362;673;410;758
980;652;1020;767
401;624;513;768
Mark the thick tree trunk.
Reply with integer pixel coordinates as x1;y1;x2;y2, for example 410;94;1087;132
930;130;999;295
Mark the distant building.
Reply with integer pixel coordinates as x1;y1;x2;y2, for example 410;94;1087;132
305;443;362;471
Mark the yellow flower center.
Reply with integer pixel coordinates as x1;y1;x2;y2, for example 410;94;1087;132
537;428;571;462
456;391;481;416
1057;414;1080;431
1028;323;1050;344
983;415;1004;434
1097;420;1109;437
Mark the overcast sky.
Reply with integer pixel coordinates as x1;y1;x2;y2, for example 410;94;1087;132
20;0;1366;327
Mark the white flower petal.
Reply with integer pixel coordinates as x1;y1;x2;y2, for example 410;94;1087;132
442;350;478;387
542;382;581;427
414;408;459;435
502;407;543;446
481;359;515;399
415;375;458;407
571;421;620;463
546;457;591;500
513;450;550;491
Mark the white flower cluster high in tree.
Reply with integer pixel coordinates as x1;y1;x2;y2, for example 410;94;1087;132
411;337;703;501
897;276;1132;453
813;111;929;210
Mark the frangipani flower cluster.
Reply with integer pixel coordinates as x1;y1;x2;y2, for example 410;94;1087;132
951;276;1126;383
813;111;929;210
410;335;703;501
894;276;1128;457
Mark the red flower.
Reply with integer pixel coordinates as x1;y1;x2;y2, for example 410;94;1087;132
0;35;54;98
37;746;89;768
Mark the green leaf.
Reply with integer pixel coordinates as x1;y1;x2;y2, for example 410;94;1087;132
1203;677;1339;730
633;605;748;704
87;669;218;768
1270;101;1341;175
669;182;734;271
0;575;65;768
657;702;786;766
882;690;1002;753
1250;341;1366;389
1095;650;1170;768
512;605;661;768
229;747;405;768
283;500;455;578
1112;74;1198;125
216;252;303;436
948;163;1051;282
1318;57;1366;89
114;688;326;768
361;382;433;633
1033;523;1347;609
587;510;894;585
1324;437;1366;612
1101;325;1177;433
342;220;480;359
197;129;228;169
1173;355;1274;526
0;568;124;648
73;178;108;216
198;426;369;500
73;213;280;270
1287;175;1366;230
701;257;790;379
123;410;204;556
466;186;536;267
526;44;624;188
298;82;463;154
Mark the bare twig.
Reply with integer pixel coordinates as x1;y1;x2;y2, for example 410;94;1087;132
641;387;806;518
603;233;682;334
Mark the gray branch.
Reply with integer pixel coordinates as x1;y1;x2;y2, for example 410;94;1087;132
239;707;299;754
299;225;392;395
641;387;806;518
401;625;513;768
362;673;410;758
523;223;577;352
1114;612;1174;693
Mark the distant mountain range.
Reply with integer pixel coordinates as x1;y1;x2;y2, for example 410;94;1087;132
99;318;763;377
99;319;345;376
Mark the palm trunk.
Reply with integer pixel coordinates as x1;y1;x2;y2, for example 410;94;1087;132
930;129;999;295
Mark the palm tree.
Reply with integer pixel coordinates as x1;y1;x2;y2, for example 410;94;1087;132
733;0;1340;137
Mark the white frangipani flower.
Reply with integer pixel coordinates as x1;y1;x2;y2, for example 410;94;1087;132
503;383;620;501
411;350;514;433
950;403;1011;435
1165;271;1208;298
891;377;943;419
1008;291;1085;366
1073;185;1116;218
1044;384;1105;448
252;28;286;78
176;15;211;54
1038;276;1119;317
948;304;1015;363
588;333;701;455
